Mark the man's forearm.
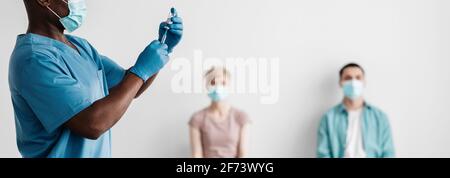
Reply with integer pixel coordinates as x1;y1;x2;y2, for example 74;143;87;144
135;73;159;98
66;73;144;139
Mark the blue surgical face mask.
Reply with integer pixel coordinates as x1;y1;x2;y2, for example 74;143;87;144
342;80;364;100
47;0;87;33
207;86;229;102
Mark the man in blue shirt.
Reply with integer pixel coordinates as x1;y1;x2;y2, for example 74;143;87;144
9;0;183;158
317;63;395;158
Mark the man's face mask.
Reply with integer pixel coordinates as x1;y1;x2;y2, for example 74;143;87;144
46;0;87;32
342;79;364;100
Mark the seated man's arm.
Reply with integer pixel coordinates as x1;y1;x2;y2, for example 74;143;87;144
317;116;332;158
380;114;395;158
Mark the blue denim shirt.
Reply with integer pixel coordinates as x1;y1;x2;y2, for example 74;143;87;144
317;103;395;158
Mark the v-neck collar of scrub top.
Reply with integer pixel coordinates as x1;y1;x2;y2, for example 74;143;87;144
20;33;92;65
17;33;107;99
21;33;104;72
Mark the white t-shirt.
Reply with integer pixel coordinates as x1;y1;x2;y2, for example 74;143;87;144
344;109;367;158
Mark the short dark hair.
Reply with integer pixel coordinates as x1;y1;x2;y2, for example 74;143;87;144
339;63;365;78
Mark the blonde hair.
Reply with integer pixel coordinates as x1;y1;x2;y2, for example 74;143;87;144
205;66;230;77
204;66;231;86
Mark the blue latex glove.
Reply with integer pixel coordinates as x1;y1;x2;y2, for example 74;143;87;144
159;8;183;53
130;40;169;81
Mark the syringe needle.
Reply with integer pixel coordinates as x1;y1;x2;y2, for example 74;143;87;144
161;10;174;44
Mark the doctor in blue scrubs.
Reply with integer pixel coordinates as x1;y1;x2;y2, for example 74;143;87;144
8;0;183;158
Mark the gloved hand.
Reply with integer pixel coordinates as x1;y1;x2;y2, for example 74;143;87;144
159;8;183;53
130;40;169;81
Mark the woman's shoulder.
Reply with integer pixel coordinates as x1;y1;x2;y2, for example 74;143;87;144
192;107;209;118
189;108;209;128
230;107;250;125
231;107;247;116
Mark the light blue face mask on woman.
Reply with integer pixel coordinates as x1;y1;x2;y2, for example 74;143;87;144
46;0;87;33
208;86;229;102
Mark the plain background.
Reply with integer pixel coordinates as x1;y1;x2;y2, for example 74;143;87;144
1;0;450;158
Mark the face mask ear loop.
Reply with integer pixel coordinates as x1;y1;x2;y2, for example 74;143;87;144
46;5;62;19
47;0;69;18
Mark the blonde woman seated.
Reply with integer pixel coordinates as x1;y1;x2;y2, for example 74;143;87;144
189;67;250;158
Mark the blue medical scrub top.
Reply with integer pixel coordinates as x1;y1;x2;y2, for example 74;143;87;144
8;33;126;158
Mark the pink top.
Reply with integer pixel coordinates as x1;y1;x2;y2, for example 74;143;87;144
189;107;250;158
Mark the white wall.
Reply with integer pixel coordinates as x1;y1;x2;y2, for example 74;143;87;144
1;0;450;158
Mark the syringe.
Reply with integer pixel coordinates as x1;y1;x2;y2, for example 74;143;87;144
161;8;176;44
